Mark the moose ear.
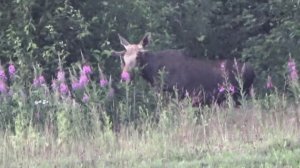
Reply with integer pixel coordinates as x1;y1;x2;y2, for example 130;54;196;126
111;50;125;57
139;33;151;48
118;34;130;48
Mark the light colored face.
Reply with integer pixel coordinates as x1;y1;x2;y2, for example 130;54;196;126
122;44;143;72
118;33;150;73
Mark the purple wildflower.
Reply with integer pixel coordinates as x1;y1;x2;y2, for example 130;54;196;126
266;75;273;89
79;73;89;86
57;70;65;82
39;75;45;84
71;80;80;90
98;66;108;87
288;57;296;71
121;71;130;82
229;84;235;93
100;79;108;87
59;82;69;95
218;84;225;93
288;57;298;81
33;78;40;87
0;80;7;93
82;93;89;102
290;71;299;81
51;79;58;90
33;78;39;87
82;65;92;75
33;75;45;87
220;61;226;71
220;61;227;78
0;67;7;80
8;64;16;77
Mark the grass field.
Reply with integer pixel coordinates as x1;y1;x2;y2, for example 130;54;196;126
1;95;300;168
1;63;300;167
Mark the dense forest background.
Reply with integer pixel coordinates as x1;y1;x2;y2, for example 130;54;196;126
1;0;300;92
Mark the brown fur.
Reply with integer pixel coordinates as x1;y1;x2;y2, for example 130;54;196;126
136;49;255;105
113;34;255;106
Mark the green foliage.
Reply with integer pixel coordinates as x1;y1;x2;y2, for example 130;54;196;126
242;1;300;90
1;0;300;92
0;0;300;133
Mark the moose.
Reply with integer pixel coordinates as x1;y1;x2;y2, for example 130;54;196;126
112;33;255;106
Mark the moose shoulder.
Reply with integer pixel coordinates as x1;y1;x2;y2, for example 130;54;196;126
112;33;255;106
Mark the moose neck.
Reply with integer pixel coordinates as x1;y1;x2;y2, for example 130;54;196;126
137;49;187;86
137;51;157;85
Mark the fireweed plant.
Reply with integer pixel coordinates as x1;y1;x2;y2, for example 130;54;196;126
0;56;300;139
261;56;300;124
287;56;300;102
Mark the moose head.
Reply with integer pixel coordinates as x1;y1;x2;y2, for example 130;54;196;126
112;33;151;82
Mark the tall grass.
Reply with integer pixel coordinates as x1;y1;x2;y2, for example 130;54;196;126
0;62;300;167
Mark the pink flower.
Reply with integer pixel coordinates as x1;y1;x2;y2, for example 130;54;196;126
290;70;298;81
288;57;296;71
229;84;235;93
220;61;226;71
33;78;39;87
71;80;81;90
39;75;45;84
0;67;7;80
33;75;45;87
8;64;16;77
266;75;273;89
0;80;7;93
79;73;89;86
51;79;58;90
100;79;108;87
121;71;130;81
220;61;227;77
218;84;225;93
288;57;298;81
82;65;92;75
218;83;235;94
59;83;69;95
57;70;65;82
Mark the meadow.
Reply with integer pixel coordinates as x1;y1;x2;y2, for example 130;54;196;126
1;0;300;167
0;61;300;168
